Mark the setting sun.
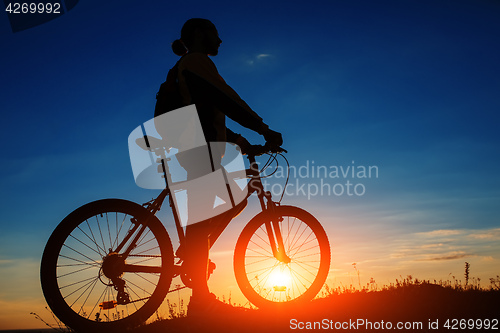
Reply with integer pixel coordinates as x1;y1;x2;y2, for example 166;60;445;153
269;267;292;291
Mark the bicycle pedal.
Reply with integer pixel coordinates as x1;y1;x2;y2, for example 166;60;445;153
99;300;117;310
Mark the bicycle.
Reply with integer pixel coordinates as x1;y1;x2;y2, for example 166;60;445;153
40;137;331;332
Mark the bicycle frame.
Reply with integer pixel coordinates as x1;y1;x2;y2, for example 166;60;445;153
113;149;291;282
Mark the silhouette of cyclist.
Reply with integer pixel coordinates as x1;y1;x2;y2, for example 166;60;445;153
166;18;282;314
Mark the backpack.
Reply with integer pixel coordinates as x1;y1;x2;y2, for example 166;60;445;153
154;60;183;118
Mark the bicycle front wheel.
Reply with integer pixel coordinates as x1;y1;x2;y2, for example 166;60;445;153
41;199;173;332
234;205;330;308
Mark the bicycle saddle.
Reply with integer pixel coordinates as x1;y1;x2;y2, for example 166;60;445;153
136;136;166;151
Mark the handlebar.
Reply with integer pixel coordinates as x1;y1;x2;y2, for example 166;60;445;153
244;144;287;157
136;134;286;157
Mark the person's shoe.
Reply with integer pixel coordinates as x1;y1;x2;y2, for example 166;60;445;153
207;260;216;276
187;293;245;318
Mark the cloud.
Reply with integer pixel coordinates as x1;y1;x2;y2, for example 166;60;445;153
335;224;499;279
256;53;271;59
415;252;470;262
389;227;500;269
468;228;500;240
417;229;463;237
0;258;41;300
246;53;273;65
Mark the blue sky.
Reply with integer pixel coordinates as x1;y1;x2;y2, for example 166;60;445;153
1;0;500;329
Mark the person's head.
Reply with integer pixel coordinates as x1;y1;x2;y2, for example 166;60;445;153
172;18;222;56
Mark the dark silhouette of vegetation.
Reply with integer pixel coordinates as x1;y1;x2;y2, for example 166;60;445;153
133;274;499;333
34;263;499;332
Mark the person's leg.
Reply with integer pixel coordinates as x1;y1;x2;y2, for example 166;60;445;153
175;145;214;297
184;220;211;298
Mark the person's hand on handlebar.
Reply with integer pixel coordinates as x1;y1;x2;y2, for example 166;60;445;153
235;125;284;156
263;128;283;148
238;142;286;156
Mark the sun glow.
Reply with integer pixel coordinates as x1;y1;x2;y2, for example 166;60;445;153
268;266;292;291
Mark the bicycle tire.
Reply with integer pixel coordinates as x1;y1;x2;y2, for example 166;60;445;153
40;199;173;332
234;205;330;308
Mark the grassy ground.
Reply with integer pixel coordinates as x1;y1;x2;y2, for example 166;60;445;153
134;277;500;333
28;276;499;333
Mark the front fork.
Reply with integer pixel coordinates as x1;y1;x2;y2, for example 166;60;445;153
263;198;291;264
249;157;290;264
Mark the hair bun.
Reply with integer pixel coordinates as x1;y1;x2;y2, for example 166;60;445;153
172;39;187;56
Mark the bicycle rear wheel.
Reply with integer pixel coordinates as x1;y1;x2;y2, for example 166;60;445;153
41;199;173;332
234;205;330;308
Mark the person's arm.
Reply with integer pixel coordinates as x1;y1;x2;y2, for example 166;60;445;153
180;54;268;132
224;128;253;156
225;128;240;143
184;69;269;134
180;53;282;146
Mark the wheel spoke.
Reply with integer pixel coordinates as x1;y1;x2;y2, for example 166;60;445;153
57;264;97;278
289;230;314;258
106;213;113;251
58;254;100;268
61;244;101;267
72;228;104;257
95;215;107;255
84;220;106;257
